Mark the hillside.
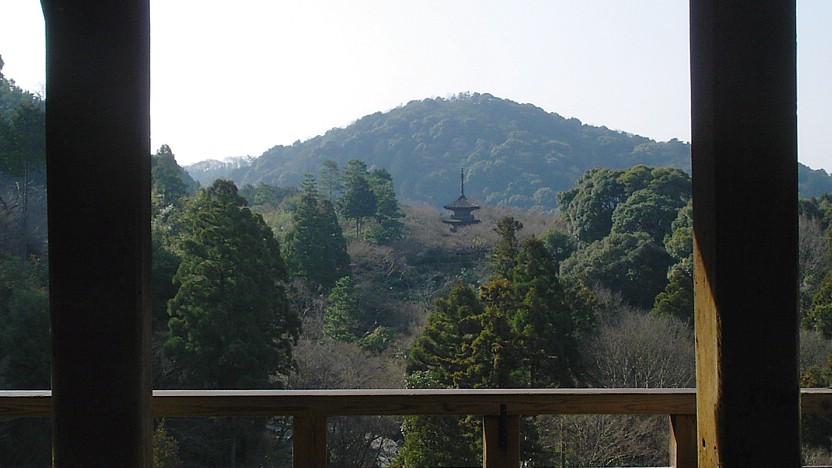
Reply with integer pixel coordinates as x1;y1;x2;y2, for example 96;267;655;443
186;92;832;208
187;93;691;209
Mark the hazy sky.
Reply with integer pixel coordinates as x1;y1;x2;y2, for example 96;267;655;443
1;1;830;171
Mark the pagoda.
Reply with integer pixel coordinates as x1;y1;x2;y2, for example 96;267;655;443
443;169;480;227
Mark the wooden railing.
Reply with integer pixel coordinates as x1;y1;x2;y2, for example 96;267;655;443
3;388;832;467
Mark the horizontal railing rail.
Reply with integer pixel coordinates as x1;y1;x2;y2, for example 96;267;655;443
3;388;832;467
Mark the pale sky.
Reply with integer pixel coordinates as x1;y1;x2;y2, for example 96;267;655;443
1;1;830;172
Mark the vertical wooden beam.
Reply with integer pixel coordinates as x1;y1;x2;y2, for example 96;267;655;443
482;412;520;468
690;1;800;466
669;414;697;468
42;0;152;466
293;415;327;468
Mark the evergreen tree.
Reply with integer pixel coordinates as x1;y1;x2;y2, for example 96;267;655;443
238;182;298;208
557;165;690;245
468;278;525;388
407;282;484;386
560;231;674;309
365;168;404;243
652;268;694;325
804;270;832;339
284;175;350;290
318;159;343;201
151;232;181;330
511;237;582;387
339;159;377;234
163;180;300;465
151;144;191;211
399;282;484;466
490;216;523;279
165;180;300;389
652;201;694;324
539;228;577;269
323;276;360;341
557;168;626;243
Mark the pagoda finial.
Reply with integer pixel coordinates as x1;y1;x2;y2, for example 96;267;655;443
460;168;465;197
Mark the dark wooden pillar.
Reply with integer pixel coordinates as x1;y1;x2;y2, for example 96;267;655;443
690;0;800;466
42;0;152;465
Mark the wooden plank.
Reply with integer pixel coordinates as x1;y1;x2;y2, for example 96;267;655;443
690;0;800;465
483;412;520;468
0;391;51;418
150;388;698;418
4;388;832;420
38;1;153;463
801;388;832;414
293;415;327;468
669;414;697;468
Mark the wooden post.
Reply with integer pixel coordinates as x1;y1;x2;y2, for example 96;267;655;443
293;415;327;468
669;414;697;468
482;408;520;468
690;0;800;466
42;0;153;465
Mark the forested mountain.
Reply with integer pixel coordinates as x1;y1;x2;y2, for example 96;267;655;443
186;155;254;187
186;92;832;208
5;54;832;465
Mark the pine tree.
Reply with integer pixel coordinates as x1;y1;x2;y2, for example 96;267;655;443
163;180;301;465
469;278;525;388
407;282;484;386
339;159;377;234
511;237;581;387
365;168;404;243
490;216;523;279
164;179;300;389
151;144;189;209
324;276;360;341
284;175;350;290
399;282;484;466
318;159;344;202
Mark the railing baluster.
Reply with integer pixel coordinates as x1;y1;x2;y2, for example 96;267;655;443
483;409;520;468
293;414;327;468
669;414;697;468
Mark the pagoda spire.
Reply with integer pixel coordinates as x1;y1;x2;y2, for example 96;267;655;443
443;167;480;227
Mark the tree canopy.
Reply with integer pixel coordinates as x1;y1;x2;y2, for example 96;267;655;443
284;175;350;291
163;179;300;389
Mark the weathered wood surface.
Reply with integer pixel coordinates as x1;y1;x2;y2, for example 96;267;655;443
1;388;695;418
293;415;327;468
3;388;832;420
150;388;698;418
0;390;51;418
690;0;800;465
483;413;520;468
670;414;697;468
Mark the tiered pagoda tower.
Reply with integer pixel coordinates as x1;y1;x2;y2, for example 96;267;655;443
443;168;480;227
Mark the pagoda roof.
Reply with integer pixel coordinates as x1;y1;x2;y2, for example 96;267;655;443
444;194;480;210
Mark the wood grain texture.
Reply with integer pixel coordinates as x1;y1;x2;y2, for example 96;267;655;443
670;414;697;468
293;415;327;468
483;414;519;468
4;388;830;419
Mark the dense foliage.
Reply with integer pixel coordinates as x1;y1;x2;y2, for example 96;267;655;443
283;176;350;291
398;219;594;464
0;56;51;465
163;180;300;389
4;56;832;464
188;92;832;210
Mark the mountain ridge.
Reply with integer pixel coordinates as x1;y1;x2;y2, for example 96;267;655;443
185;92;832;208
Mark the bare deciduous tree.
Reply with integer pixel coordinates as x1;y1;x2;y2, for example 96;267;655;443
536;310;694;467
800;214;832;312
